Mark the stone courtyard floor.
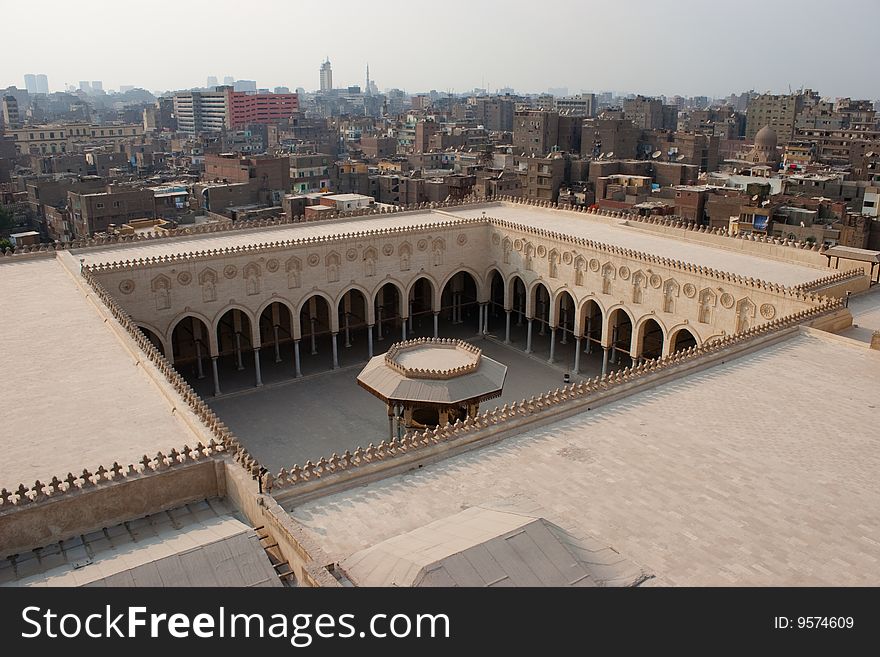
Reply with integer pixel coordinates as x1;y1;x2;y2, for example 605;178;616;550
206;324;607;471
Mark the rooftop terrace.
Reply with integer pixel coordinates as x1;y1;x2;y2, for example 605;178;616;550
288;330;880;586
0;254;203;490
70;202;831;287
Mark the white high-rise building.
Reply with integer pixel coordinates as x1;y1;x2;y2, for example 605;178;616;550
319;58;333;92
172;89;230;133
24;74;37;94
35;74;49;94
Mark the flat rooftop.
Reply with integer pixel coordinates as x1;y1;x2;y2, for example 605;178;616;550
439;204;827;286
72;203;830;287
288;331;880;585
2;499;280;587
75;210;452;266
0;256;201;490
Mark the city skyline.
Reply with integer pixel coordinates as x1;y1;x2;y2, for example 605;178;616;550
3;0;878;100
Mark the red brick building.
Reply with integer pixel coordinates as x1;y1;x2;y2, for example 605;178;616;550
228;91;298;129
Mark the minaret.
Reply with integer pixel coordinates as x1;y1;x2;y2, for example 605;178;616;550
365;64;371;96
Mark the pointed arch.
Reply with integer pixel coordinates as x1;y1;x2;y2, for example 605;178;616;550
439;266;485;303
336;283;376;325
668;325;699;355
633;314;666;360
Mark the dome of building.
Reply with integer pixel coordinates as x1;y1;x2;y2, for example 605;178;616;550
755;125;778;149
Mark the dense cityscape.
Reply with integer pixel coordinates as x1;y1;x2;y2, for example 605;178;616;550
2;66;879;250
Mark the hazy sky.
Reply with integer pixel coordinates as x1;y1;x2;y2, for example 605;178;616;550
5;0;878;99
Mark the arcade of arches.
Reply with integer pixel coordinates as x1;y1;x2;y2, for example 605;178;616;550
140;268;703;396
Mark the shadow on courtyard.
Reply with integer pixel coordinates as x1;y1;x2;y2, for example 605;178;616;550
194;309;618;472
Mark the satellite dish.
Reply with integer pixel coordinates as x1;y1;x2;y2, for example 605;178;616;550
651;150;662;159
751;195;759;201
607;151;614;158
675;154;686;162
866;151;875;157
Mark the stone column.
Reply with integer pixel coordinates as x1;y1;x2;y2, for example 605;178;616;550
273;325;282;363
574;337;582;373
610;326;618;364
253;349;263;387
482;303;489;333
433;312;439;338
343;312;351;348
294;339;302;378
388;404;395;440
195;340;205;379
367;324;374;358
377;307;384;341
234;332;244;371
525;319;533;354
585;317;593;354
538;299;546;336
310;317;318;355
477;305;484;335
560;307;568;344
331;332;339;369
211;356;221;396
401;320;407;341
504;310;512;344
602;346;610;377
548;327;556;364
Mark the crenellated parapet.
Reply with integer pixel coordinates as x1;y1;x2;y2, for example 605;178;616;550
795;268;866;291
0;442;225;509
384;338;482;380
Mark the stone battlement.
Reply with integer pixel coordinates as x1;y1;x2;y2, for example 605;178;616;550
384;338;482;380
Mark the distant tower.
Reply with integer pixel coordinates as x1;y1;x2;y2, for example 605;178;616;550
207;75;218;88
24;74;37;94
320;58;333;92
365;64;371;97
36;74;49;94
